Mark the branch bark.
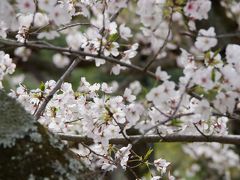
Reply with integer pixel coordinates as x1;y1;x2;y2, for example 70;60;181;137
34;57;81;120
0;38;156;78
58;133;240;145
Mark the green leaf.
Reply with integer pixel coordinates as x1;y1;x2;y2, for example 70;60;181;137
205;51;211;60
170;118;183;127
211;69;216;82
174;6;183;13
165;0;174;6
163;8;171;17
108;33;119;42
176;0;186;5
204;88;218;101
192;85;205;95
40;82;45;91
143;148;153;162
213;48;221;58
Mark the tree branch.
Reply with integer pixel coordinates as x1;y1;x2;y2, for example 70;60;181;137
180;31;240;39
2;38;239;123
58;133;240;145
0;38;156;78
143;8;173;71
34;56;81;120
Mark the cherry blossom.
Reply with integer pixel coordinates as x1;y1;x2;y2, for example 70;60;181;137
34;12;49;27
225;44;240;67
194;99;211;120
0;52;16;88
184;0;211;20
195;27;218;52
0;21;7;38
115;144;132;169
49;5;72;26
123;88;136;102
119;24;132;40
52;53;70;68
14;47;31;62
154;158;171;174
38;0;57;12
1;0;240;179
193;67;220;90
155;66;170;81
16;0;36;14
66;32;87;50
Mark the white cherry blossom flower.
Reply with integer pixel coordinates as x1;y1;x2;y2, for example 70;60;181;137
155;66;170;81
34;12;49;27
101;161;117;171
221;65;238;90
119;24;132;40
0;21;7;38
154;158;170;174
38;0;57;12
115;144;132;169
177;48;195;68
101;82;113;94
123;88;136;102
194;99;211;120
111;64;125;75
49;5;71;26
107;22;118;35
213;91;237;114
195;27;217;52
151;176;161;180
184;0;211;20
14;47;31;62
104;42;119;57
0;51;16;88
125;103;144;128
16;0;36;14
226;44;240;65
193;67;220;90
66;32;87;50
129;81;142;95
52;53;70;68
146;81;176;107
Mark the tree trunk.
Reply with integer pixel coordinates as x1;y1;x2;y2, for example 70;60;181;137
0;91;85;180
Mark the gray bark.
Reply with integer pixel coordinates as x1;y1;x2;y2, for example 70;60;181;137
0;91;85;180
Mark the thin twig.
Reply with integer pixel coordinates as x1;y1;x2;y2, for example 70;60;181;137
57;23;99;32
98;1;106;56
0;38;156;78
180;31;240;39
34;56;81;120
134;79;191;144
1;38;239;122
143;8;173;71
193;123;210;139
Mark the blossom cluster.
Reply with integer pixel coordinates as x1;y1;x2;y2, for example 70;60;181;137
0;51;16;88
1;0;240;179
10;77;174;177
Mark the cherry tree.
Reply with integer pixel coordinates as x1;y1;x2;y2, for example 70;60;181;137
1;0;240;179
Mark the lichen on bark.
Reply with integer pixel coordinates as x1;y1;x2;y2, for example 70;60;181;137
0;91;84;179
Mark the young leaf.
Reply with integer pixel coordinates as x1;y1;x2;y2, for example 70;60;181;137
143;148;153;162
